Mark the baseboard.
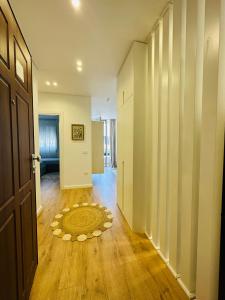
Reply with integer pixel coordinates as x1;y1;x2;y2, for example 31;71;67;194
177;278;196;299
167;262;180;279
37;205;43;218
146;232;196;299
157;249;169;264
149;236;160;250
62;183;93;190
145;232;152;240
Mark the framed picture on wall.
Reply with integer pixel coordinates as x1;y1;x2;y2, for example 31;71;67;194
71;124;84;141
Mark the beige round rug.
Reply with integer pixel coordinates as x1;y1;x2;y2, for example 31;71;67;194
50;203;113;242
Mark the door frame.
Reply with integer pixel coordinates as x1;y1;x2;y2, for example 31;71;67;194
38;112;63;189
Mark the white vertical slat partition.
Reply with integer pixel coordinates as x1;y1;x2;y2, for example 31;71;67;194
117;0;224;298
145;0;206;297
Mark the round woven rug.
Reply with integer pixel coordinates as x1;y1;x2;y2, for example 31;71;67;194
50;203;113;242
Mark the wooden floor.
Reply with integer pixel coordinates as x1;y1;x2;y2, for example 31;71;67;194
30;169;188;300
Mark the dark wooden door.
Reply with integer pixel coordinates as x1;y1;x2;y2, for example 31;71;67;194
0;1;38;300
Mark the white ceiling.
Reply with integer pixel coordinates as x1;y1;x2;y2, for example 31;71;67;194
9;0;166;119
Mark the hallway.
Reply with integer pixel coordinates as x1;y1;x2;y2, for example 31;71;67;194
0;1;224;299
31;169;187;300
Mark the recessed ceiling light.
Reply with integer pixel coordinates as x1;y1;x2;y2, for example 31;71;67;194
77;66;82;72
72;0;80;9
76;60;82;67
53;82;58;87
45;81;51;86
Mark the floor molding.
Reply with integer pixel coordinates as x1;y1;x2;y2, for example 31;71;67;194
146;233;196;299
145;232;152;240
157;249;169;264
167;262;180;279
177;278;196;299
37;205;43;218
149;236;160;250
62;184;93;190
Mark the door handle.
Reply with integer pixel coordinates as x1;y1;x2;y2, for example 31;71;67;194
32;154;41;162
32;154;41;174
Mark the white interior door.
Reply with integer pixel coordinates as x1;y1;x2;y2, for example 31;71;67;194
92;121;104;174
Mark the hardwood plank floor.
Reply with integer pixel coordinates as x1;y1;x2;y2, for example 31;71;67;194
30;169;188;300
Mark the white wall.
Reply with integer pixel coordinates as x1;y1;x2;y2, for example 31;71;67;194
38;93;92;189
32;64;42;215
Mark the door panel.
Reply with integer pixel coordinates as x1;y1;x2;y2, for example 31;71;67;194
0;214;19;300
92;121;104;174
0;7;9;66
20;192;35;290
0;77;14;206
0;1;37;300
14;39;28;90
16;94;31;187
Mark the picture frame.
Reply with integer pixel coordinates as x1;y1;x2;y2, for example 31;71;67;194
71;124;84;141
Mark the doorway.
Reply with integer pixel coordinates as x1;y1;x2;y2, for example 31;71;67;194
38;115;60;188
103;119;117;169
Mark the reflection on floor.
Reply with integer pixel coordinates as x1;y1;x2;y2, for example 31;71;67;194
30;168;187;300
40;172;59;198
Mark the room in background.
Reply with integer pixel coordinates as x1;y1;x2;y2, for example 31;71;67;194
39;115;60;178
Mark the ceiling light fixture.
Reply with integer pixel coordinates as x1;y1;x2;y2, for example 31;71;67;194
53;82;58;87
45;81;51;86
77;66;82;72
72;0;81;9
76;60;82;67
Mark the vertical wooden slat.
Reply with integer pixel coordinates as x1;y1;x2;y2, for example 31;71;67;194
196;0;222;299
178;0;204;295
179;0;198;294
167;0;182;277
145;37;153;237
158;8;170;260
150;28;160;247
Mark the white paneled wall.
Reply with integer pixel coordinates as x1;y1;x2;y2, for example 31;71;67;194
144;0;224;299
117;42;147;232
146;0;201;296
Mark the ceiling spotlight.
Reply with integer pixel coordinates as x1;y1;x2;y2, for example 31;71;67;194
76;60;82;67
53;82;58;87
72;0;80;9
77;66;82;72
45;81;51;86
